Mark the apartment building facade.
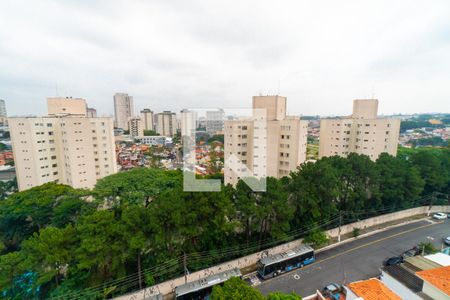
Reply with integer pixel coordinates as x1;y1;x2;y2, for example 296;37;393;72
224;96;308;186
9;98;117;191
128;117;143;137
113;93;134;130
206;109;225;135
155;111;177;136
319;99;400;160
0;99;7;127
140;109;154;131
47;97;87;116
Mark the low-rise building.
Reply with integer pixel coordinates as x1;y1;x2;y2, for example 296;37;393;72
416;266;450;300
138;136;172;146
347;278;401;300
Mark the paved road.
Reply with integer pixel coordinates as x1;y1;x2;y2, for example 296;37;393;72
257;218;450;297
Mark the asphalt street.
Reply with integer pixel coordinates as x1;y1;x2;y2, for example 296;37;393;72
257;218;450;297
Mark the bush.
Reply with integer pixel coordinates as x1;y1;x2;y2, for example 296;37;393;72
352;228;360;238
418;242;438;255
304;228;329;248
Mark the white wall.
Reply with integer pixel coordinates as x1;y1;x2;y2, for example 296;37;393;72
422;281;450;300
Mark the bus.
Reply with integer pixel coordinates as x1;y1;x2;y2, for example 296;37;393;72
174;268;241;300
257;245;315;279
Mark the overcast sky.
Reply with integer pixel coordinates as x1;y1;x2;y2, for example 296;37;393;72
1;0;449;117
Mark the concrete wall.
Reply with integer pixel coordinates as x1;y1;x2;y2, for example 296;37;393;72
115;205;450;300
325;206;449;238
422;281;449;300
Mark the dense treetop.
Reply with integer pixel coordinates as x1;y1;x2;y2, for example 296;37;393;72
0;148;449;299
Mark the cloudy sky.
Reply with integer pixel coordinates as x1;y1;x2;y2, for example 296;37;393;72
1;0;449;117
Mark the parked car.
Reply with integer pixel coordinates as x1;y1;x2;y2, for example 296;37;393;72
384;256;404;266
402;247;420;258
322;284;345;300
433;212;447;220
443;236;450;246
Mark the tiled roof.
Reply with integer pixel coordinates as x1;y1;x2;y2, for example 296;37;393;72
347;278;401;300
416;265;450;296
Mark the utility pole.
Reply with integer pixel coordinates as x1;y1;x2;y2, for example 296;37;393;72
183;252;188;283
338;211;343;243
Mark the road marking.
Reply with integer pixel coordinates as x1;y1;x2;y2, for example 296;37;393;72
260;222;438;285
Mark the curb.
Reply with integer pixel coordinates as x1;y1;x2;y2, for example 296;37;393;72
316;216;431;254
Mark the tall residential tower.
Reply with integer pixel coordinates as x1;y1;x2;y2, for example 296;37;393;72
113;93;134;130
224;95;308;186
155;111;177;136
9;97;117;191
140;109;154;131
319;99;400;160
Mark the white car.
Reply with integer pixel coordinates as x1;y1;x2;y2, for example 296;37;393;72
433;212;447;220
443;236;450;246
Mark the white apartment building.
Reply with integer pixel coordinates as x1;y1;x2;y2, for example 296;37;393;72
224;96;308;186
140;109;154;131
155;111;177;136
9;98;117;191
319;99;400;160
113;93;133;130
128;117;143;137
47;97;87;116
180;109;197;137
0;99;7;127
206;109;224;135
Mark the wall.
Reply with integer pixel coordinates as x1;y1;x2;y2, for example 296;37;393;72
422;281;449;300
115;205;450;300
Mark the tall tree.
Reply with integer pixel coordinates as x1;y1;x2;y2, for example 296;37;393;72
211;277;265;300
376;153;424;209
21;225;77;287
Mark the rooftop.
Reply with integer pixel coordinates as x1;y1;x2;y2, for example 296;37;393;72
347;278;401;300
404;255;442;271
416;265;450;296
424;253;450;267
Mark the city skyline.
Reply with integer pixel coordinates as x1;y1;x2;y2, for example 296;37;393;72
1;0;450;117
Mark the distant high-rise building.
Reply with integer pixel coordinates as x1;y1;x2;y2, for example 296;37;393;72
47;97;87;116
180;109;197;137
128;117;143;137
9;98;117;191
87;107;97;118
140;109;154;131
224;96;308;186
0;99;7;127
113;93;133;130
319;99;400;160
155;111;177;136
206;109;224;135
